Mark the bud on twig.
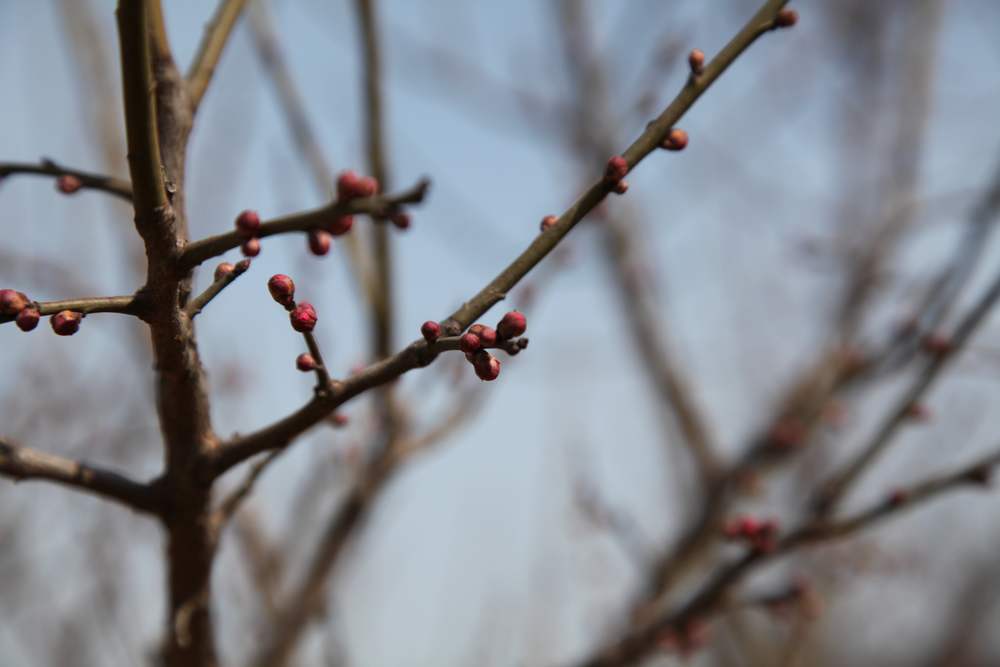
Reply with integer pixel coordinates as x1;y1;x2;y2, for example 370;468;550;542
235;209;261;238
16;307;40;332
327;215;354;236
421;320;441;343
540;215;558;232
290;302;318;332
774;8;798;28
214;262;235;281
56;174;82;194
688;48;705;75
241;238;261;257
268;274;296;307
51;310;82;336
0;289;28;315
296;353;318;372
308;229;332;256
497;310;527;339
661;128;688;151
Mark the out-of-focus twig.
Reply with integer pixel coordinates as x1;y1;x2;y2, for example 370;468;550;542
187;0;250;111
0;160;132;201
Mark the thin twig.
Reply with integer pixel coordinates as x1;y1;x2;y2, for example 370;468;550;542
0;438;162;515
179;178;429;269
0;160;132;201
187;0;250;111
0;295;144;325
185;260;250;317
211;450;282;532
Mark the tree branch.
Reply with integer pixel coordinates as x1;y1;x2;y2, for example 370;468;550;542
208;0;788;479
116;0;167;219
0;438;163;515
178;178;429;269
187;0;249;111
0;160;132;201
185;260;249;317
0;294;144;325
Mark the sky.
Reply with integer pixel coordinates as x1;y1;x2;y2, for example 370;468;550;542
3;1;1000;665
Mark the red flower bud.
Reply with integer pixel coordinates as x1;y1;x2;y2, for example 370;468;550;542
214;262;235;281
390;211;411;230
241;238;261;257
0;289;29;315
604;155;629;185
612;180;629;195
235;209;261;237
688;48;705;74
267;274;296;307
296;353;318;372
290;302;317;332
356;176;379;197
497;310;527;339
661;128;688;151
50;310;82;336
327;215;354;236
477;326;497;347
330;413;349;427
15;307;40;332
774;8;798;28
421;320;441;342
336;171;379;200
471;350;500;381
540;215;558;232
459;332;481;354
336;170;361;200
56;174;82;194
308;229;332;256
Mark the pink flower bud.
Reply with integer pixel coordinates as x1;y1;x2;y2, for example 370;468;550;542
774;8;798;28
477;326;497;347
459;332;481;354
497;310;527;339
473;351;501;381
51;310;82;336
235;209;261;237
241;238;261;257
308;229;332;256
336;170;361;200
356;176;378;198
604;155;629;185
214;262;235;281
290;302;317;332
331;413;349;427
688;48;705;74
540;215;558;232
612;180;629;195
390;212;411;230
296;353;318;372
421;320;441;342
661;128;688;151
327;215;354;236
267;274;296;307
56;174;82;194
0;289;28;315
15;307;40;332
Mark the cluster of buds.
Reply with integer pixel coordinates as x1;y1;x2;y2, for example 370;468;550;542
723;515;779;553
56;174;82;195
267;274;318;333
336;170;379;201
2;289;40;332
422;311;528;382
603;155;630;195
235;209;262;257
3;289;72;334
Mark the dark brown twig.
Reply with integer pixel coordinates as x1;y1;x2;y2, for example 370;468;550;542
0;160;132;201
186;0;249;111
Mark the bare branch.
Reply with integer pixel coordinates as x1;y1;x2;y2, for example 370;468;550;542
0;160;132;201
187;0;249;111
210;450;282;533
813;265;1000;514
0;438;162;515
116;0;168;218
